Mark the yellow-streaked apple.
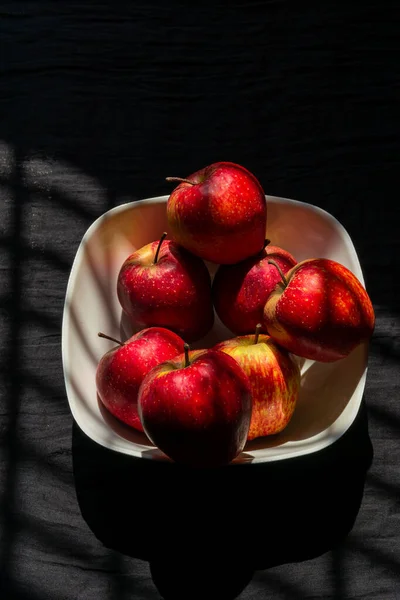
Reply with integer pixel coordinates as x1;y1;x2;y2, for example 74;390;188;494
214;325;301;440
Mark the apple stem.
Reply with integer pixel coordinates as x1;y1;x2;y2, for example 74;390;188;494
254;323;262;344
184;343;190;367
166;177;195;186
154;232;168;264
264;239;271;248
98;332;125;346
268;259;288;287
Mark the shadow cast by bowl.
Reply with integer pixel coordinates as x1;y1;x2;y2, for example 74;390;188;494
72;397;373;597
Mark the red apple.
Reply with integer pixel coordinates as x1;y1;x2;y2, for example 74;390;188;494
212;240;297;335
214;325;301;440
263;258;376;362
117;233;214;342
137;345;252;467
96;327;185;431
166;161;267;265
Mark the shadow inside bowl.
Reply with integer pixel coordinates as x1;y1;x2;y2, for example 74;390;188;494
246;343;368;452
98;397;154;447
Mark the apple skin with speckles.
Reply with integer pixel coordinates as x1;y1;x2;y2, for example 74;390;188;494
137;348;252;467
264;258;375;362
214;332;301;440
96;327;186;432
166;162;267;265
212;242;297;335
117;236;214;343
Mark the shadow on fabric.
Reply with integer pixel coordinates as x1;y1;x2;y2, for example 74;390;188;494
72;398;373;600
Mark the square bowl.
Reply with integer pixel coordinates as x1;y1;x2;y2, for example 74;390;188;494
62;195;370;464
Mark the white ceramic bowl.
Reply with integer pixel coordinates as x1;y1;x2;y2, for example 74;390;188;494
62;195;370;464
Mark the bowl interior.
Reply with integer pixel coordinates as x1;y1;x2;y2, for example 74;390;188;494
62;195;370;464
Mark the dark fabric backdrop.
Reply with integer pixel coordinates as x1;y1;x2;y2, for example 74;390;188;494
1;2;399;599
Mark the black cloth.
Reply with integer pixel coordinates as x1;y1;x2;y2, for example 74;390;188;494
1;2;399;599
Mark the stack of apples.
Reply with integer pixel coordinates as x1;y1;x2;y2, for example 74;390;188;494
96;162;375;468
